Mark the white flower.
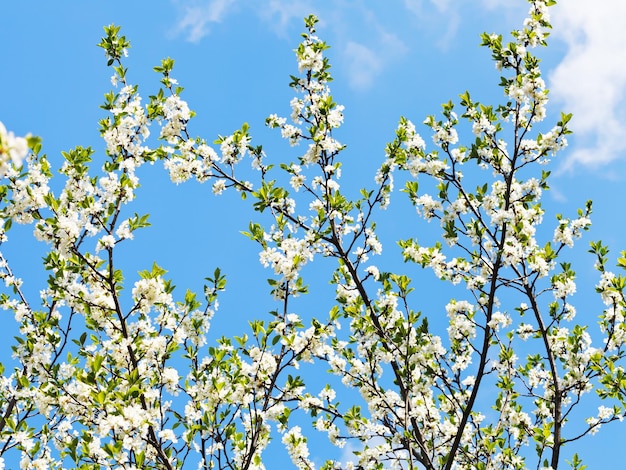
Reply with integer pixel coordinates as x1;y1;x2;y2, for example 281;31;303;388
318;386;336;402
488;311;512;331
365;265;380;280
0;121;29;177
115;220;133;240
158;428;178;443
461;375;475;387
598;405;614;420
212;179;227;195
282;426;313;469
415;194;442;219
298;45;323;73
433;126;458;146
517;323;534;340
132;277;173;313
96;234;116;252
327;105;344;128
162;367;180;394
553;277;576;299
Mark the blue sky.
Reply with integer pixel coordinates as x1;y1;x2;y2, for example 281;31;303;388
2;0;626;467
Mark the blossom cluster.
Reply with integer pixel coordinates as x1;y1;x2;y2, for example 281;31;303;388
0;2;625;470
0;121;29;178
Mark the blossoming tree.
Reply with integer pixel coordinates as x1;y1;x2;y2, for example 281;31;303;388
1;1;625;469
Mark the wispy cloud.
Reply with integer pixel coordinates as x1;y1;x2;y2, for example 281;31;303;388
402;0;425;17
173;0;237;43
402;0;461;49
549;1;626;170
258;0;317;37
400;1;626;171
343;41;382;91
337;8;409;92
479;0;517;10
170;0;409;91
403;0;456;17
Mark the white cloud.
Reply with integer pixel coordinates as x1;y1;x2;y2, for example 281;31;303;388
173;0;237;43
403;0;454;16
259;0;316;37
343;42;382;91
402;0;425;17
170;0;408;91
337;7;409;92
549;1;626;169
339;440;359;466
479;0;515;10
261;1;412;92
402;0;461;49
399;0;626;170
